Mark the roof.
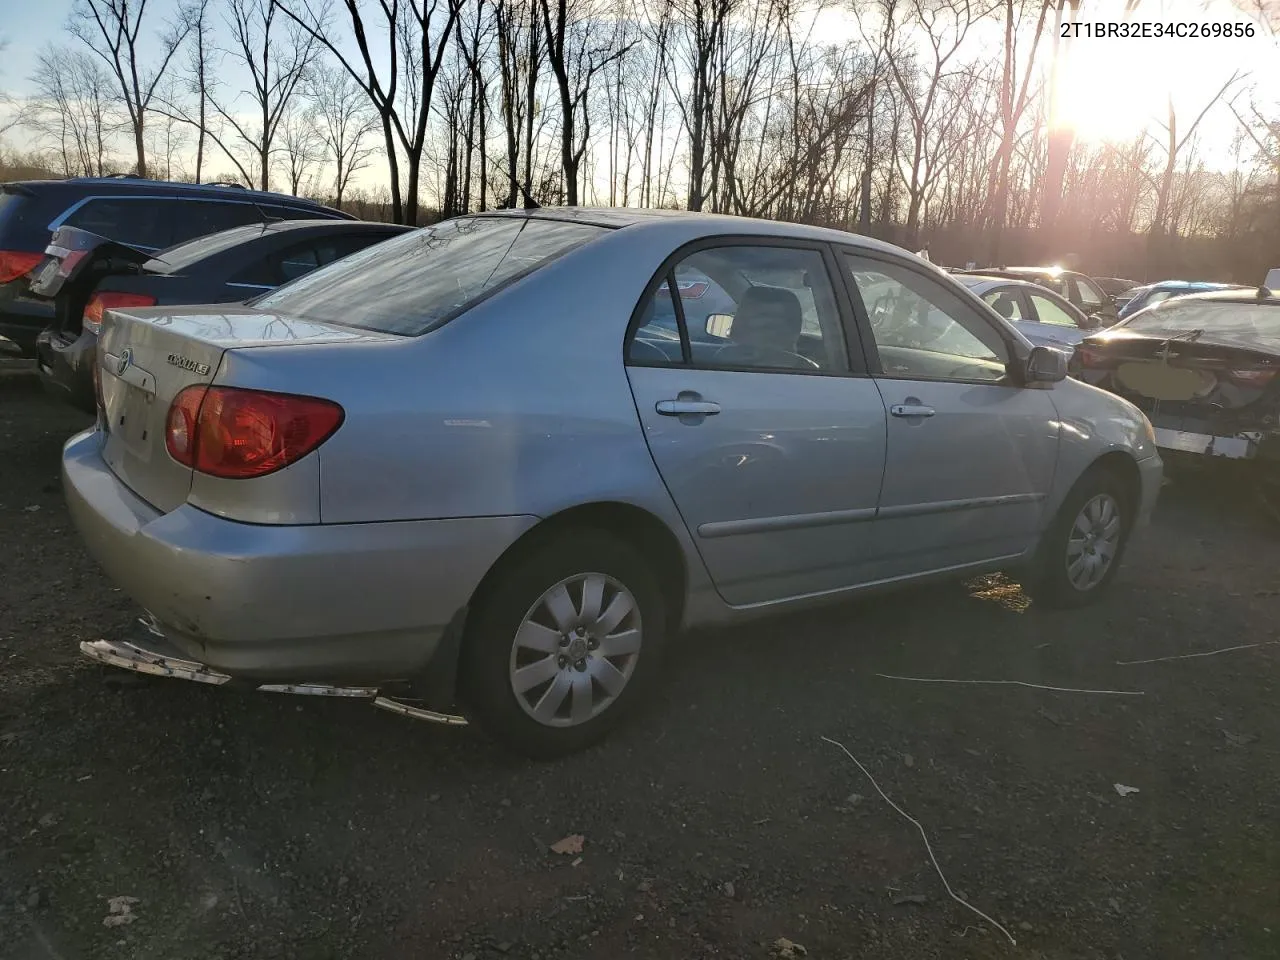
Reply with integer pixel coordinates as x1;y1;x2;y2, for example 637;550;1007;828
470;206;912;257
1172;287;1280;307
4;176;346;215
1134;280;1242;292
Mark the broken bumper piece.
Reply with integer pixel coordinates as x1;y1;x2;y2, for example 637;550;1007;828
79;637;467;726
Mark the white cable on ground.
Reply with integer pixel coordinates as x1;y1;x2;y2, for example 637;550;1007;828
875;673;1143;696
1116;640;1280;665
820;735;1017;947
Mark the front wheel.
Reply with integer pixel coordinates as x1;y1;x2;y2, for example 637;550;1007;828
1025;470;1132;608
460;529;666;759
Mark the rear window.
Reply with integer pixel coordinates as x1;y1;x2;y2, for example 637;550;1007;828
1124;299;1280;340
145;224;273;273
251;216;607;335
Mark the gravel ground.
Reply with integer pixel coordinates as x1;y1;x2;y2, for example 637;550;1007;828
2;368;1279;960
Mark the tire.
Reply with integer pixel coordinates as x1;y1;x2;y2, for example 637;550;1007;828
460;528;667;759
1025;467;1133;609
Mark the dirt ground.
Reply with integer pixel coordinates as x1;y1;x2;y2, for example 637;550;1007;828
2;366;1279;960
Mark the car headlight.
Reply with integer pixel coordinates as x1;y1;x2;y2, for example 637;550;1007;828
1140;413;1157;447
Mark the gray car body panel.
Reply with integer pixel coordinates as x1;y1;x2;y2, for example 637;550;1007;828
63;210;1162;684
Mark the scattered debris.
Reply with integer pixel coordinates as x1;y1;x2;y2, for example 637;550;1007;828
753;817;771;826
892;893;929;906
1018;921;1034;933
821;735;1017;947
103;896;140;927
1113;784;1140;797
23;504;40;512
37;812;57;829
875;673;1143;696
1116;641;1280;665
772;936;807;958
722;881;735;899
570;857;583;868
903;754;915;768
1222;730;1259;747
550;834;584;856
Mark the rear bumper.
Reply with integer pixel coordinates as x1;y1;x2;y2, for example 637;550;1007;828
62;428;538;682
35;328;97;413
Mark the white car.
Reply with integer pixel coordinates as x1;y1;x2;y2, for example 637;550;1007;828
956;275;1107;356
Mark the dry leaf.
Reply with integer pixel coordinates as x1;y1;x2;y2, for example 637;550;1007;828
550;834;584;855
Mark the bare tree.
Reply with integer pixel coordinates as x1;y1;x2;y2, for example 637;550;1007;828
187;0;214;182
29;45;119;177
201;0;320;191
309;63;379;209
275;107;323;194
277;0;463;224
69;0;191;177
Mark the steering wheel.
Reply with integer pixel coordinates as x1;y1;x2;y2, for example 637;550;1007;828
711;344;820;371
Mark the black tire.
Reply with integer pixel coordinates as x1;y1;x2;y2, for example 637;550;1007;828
1025;467;1133;609
460;528;667;759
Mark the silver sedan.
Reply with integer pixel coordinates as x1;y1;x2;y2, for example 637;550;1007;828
63;209;1163;757
954;275;1106;355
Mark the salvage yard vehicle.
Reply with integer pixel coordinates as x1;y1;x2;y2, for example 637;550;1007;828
62;209;1163;757
1076;284;1280;520
1117;280;1249;320
955;265;1119;325
30;220;412;413
953;274;1102;356
0;176;350;358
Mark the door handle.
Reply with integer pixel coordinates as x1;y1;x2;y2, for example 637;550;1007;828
656;399;721;416
890;403;935;418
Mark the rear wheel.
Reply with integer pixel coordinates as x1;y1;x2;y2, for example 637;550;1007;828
1026;469;1132;608
461;529;666;758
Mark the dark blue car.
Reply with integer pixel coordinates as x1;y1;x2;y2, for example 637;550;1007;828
1118;280;1249;320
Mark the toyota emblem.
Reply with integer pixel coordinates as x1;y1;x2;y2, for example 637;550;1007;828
116;347;133;376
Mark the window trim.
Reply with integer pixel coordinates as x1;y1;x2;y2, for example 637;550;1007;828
836;246;1025;387
623;234;868;378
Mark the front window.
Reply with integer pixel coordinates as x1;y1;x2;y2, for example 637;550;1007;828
252;216;606;335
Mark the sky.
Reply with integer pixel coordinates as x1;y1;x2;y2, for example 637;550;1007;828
1;0;1278;189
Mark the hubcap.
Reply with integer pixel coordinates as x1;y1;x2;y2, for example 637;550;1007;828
1065;493;1122;591
508;573;643;728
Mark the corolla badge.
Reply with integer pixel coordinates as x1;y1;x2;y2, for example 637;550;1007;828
166;353;211;376
115;347;133;376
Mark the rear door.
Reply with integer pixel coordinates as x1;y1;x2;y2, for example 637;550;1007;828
625;240;889;607
840;250;1059;577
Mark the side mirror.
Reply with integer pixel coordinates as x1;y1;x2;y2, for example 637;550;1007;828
1025;345;1068;384
705;313;734;338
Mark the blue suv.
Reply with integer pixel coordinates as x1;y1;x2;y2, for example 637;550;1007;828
0;176;351;357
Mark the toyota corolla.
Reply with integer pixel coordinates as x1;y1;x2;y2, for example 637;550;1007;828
62;209;1163;757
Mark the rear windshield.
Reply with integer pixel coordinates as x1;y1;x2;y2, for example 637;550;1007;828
146;223;274;273
1124;299;1280;341
251;216;608;335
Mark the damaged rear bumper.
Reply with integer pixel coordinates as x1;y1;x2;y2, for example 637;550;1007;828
81;629;468;726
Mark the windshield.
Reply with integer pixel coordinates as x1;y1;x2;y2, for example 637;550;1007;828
252;216;607;335
1123;299;1280;341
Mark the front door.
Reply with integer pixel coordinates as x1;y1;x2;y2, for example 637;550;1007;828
625;241;888;607
841;251;1060;577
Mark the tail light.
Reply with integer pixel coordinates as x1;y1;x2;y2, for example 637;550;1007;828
1075;345;1109;369
0;250;43;284
165;385;344;479
1225;369;1278;387
83;292;158;335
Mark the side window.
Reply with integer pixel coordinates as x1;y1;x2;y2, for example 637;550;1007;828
171;201;264;245
627;277;685;365
982;289;1026;321
1073;277;1105;311
640;245;848;373
64;198;173;250
844;253;1009;383
229;240;332;289
1029;294;1080;327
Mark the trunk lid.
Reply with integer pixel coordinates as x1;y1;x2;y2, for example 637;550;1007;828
96;303;391;512
29;226;155;339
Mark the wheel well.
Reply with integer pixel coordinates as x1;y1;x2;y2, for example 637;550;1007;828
1089;451;1142;516
469;502;688;632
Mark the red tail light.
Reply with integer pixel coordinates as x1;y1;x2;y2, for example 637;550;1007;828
166;385;344;479
1226;368;1278;387
83;292;158;335
0;250;43;284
